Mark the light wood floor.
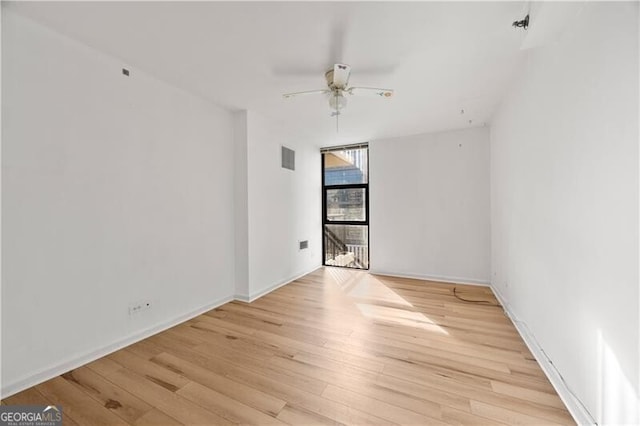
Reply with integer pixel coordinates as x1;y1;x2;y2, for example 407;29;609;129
2;268;574;425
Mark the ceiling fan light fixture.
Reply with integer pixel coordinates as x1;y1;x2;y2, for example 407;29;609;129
328;92;348;111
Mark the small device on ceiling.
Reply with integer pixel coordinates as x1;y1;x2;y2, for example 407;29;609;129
513;14;529;30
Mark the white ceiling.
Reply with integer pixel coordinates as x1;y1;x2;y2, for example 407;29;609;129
6;1;530;145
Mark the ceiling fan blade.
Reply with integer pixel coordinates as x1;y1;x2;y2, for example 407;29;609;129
351;65;399;76
347;87;394;98
328;18;348;65
283;89;331;99
332;64;351;89
272;66;326;78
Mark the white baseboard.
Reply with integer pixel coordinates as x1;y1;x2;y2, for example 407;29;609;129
234;264;322;303
233;293;251;303
369;269;490;286
491;286;596;426
1;294;233;399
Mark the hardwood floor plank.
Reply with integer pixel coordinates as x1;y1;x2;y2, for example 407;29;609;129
441;405;510;426
222;355;332;400
108;349;190;392
268;352;379;387
36;377;128;426
322;384;447;425
91;366;233;425
273;390;392;425
127;338;171;360
327;377;444;421
293;349;385;374
177;381;286;425
133;408;182;426
470;399;569;425
2;387;51;406
163;338;329;396
276;403;342;425
375;373;472;412
381;365;573;425
85;356;123;376
150;352;287;416
365;322;530;365
2;268;574;425
491;380;566;409
61;366;153;423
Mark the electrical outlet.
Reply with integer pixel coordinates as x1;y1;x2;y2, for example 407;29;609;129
129;300;152;315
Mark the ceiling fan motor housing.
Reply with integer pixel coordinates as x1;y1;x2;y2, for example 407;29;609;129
325;64;350;90
325;69;339;89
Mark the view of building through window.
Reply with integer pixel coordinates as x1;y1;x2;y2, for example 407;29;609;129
322;145;369;269
326;188;366;222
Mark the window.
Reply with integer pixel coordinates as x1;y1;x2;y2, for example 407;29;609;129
321;144;369;269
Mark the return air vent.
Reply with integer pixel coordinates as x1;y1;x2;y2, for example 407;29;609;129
282;146;295;171
299;240;309;250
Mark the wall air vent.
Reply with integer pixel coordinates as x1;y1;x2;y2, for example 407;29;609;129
299;240;309;250
282;146;295;171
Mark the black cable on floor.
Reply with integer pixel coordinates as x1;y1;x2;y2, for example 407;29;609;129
453;287;501;307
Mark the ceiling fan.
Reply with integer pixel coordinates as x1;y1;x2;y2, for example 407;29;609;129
282;63;394;130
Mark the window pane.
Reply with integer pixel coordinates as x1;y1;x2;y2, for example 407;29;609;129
326;188;366;222
324;224;369;269
324;148;368;185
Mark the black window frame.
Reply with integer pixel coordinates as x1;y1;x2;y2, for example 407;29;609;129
323;183;369;225
321;145;370;270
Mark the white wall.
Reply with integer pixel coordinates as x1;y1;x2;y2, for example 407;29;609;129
370;127;490;284
2;10;236;394
233;111;249;298
240;112;321;300
491;2;639;424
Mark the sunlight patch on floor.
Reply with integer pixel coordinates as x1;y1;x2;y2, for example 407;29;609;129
355;303;449;335
326;266;362;291
346;275;413;307
325;267;449;335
